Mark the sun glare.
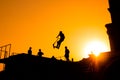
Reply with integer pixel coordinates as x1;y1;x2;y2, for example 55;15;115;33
84;41;108;57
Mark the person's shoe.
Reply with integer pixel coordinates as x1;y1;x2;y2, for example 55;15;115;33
55;46;59;49
56;46;60;49
53;44;55;48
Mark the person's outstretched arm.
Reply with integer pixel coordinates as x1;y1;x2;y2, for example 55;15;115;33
56;33;60;38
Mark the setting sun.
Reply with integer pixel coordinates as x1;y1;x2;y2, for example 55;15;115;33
84;40;109;57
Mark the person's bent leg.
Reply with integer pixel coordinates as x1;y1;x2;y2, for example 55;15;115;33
56;41;61;49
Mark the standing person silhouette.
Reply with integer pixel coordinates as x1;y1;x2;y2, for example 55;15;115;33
53;31;65;49
64;46;70;61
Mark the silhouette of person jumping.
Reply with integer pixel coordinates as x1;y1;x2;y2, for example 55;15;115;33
64;46;70;61
37;49;44;57
53;31;65;49
28;47;32;55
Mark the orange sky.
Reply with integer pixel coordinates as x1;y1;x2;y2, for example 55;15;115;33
0;0;111;62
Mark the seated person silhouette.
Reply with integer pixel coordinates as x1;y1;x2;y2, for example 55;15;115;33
53;31;65;49
37;49;44;57
28;47;32;55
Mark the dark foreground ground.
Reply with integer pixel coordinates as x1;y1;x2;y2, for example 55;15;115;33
0;53;120;80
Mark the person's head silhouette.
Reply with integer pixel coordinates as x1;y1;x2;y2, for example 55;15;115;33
60;31;62;33
39;49;41;52
29;47;32;50
65;46;67;49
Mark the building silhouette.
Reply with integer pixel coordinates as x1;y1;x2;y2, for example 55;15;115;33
105;0;120;53
100;1;120;79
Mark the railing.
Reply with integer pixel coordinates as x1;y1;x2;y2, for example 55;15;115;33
0;44;11;59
